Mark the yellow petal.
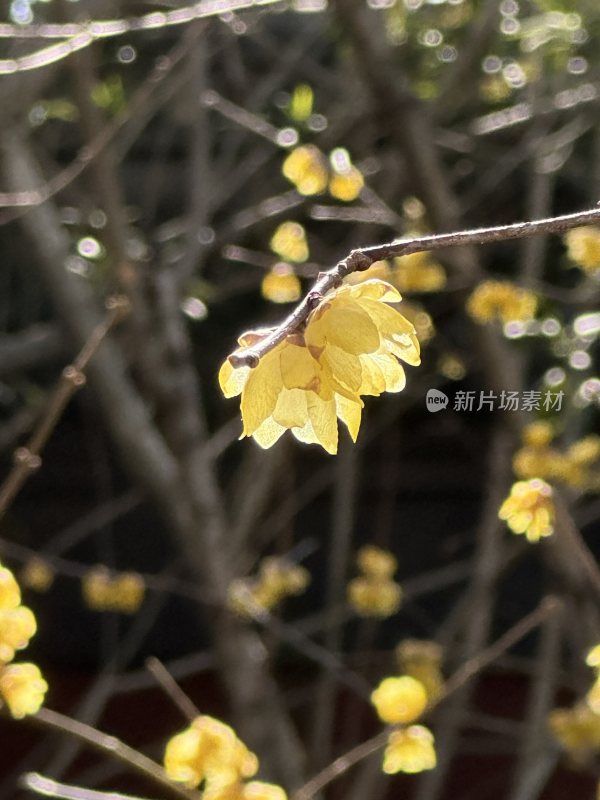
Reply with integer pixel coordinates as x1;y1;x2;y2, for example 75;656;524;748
273;388;308;428
369;352;407;392
308;300;380;354
240;350;282;435
321;344;363;392
219;359;250;398
307;393;338;454
280;341;330;397
335;395;362;442
252;417;287;449
347;279;402;303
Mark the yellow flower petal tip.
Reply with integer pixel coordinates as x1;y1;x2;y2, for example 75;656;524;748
383;725;437;775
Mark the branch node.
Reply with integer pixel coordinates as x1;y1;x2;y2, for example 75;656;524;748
14;447;42;471
62;366;86;387
307;291;323;309
229;351;259;369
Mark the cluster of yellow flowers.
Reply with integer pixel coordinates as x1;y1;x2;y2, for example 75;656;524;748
498;478;555;542
347;545;402;618
564;226;600;273
228;557;309;618
345;254;446;294
395;639;445;703
282;144;364;201
370;674;436;774
20;557;55;593
261;222;306;305
548;644;600;764
514;422;600;491
0;561;47;718
164;714;286;800
219;278;420;454
82;567;145;614
466;280;537;324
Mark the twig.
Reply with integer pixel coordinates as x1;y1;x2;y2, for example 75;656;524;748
22;708;200;800
291;596;560;800
146;657;200;722
21;772;152;800
0;297;127;519
229;205;600;368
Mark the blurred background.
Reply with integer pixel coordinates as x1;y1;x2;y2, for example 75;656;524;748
1;0;600;798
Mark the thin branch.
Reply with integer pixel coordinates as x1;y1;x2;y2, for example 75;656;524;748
145;657;200;722
229;205;600;367
22;708;200;800
21;772;152;800
0;297;128;519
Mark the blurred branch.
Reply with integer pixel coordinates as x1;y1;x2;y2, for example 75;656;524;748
21;772;152;800
0;297;127;519
0;323;64;377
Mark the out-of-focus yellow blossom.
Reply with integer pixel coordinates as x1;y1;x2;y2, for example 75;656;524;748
165;715;258;789
0;561;47;718
282;145;328;196
512;445;562;483
396;640;445;703
392;252;446;293
0;662;47;719
347;576;402;618
522;421;554;449
400;302;435;344
0;668;47;719
20;558;54;593
466;281;537;324
382;725;437;774
587;644;600;670
587;677;600;714
261;264;301;304
371;675;428;725
0;605;37;663
564;226;600;273
328;153;364;202
228;557;309;618
219;279;420;453
0;565;21;609
204;780;287;800
288;83;313;122
82;567;145;614
348;544;402;617
567;436;600;468
356;545;397;579
498;478;554;543
270;222;309;264
437;353;466;381
549;703;600;764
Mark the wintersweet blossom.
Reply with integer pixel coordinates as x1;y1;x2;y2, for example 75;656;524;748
219;279;420;453
396;640;445;702
356;545;397;579
382;725;437;774
82;567;145;614
371;675;428;725
261;265;301;304
498;478;554;542
466;280;537;324
165;715;258;789
282;145;328;196
564;226;600;272
0;662;48;719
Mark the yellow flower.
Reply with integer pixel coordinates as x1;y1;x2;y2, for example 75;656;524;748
382;725;437;774
356;545;397;579
522;421;554;449
165;716;258;789
270;222;309;264
392;252;446;293
242;782;287;800
587;644;600;670
261;265;301;304
347;577;402;618
567;436;600;467
0;564;21;609
282;145;328;196
588;677;600;714
82;567;145;614
328;148;364;203
466;281;537;324
20;558;54;593
549;703;600;763
512;445;562;483
0;662;48;718
371;675;428;725
498;478;554;542
396;640;445;702
288;83;313;122
0;605;37;663
228;558;309;617
564;226;600;272
219;279;420;453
